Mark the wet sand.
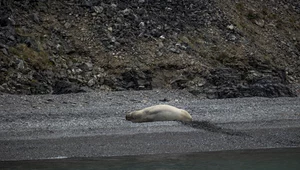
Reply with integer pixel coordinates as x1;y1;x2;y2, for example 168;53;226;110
0;90;300;161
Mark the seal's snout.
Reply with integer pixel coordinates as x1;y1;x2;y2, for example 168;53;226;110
125;113;132;121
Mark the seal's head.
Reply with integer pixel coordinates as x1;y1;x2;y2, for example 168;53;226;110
125;111;135;121
126;111;149;122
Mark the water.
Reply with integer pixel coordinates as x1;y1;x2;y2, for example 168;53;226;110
1;148;300;170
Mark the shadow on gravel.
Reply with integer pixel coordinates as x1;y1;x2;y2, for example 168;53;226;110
180;121;251;137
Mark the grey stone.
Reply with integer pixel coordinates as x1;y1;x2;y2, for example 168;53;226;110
255;19;265;27
139;22;145;29
0;43;8;49
32;13;40;23
1;48;8;55
122;8;131;16
7;17;16;26
0;85;4;93
227;24;234;30
16;59;25;70
8;35;15;41
93;6;103;13
64;22;71;29
81;0;94;7
169;47;180;54
87;78;95;87
52;80;86;94
111;3;117;10
80;62;93;71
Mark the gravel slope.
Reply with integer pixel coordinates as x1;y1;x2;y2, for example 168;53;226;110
0;90;300;161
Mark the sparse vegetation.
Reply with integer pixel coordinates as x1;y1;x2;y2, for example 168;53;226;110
235;3;245;12
9;44;51;70
246;10;260;21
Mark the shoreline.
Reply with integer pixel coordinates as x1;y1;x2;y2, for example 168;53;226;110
1;90;300;161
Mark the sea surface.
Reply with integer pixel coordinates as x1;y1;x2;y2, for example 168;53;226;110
1;148;300;170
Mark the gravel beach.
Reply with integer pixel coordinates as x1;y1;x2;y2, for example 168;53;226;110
0;90;300;161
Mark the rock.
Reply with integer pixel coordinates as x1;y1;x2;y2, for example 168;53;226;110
8;16;16;26
32;13;40;23
118;69;152;90
81;0;94;7
203;68;297;98
159;98;170;102
0;43;8;49
8;35;15;41
111;3;117;10
122;8;131;16
227;24;234;30
28;81;52;95
176;42;187;50
159;35;165;40
99;85;111;91
52;80;86;94
139;22;145;29
80;62;93;71
16;59;25;70
107;27;113;32
1;48;8;55
0;85;5;92
0;15;15;27
255;19;265;27
228;34;237;41
158;41;164;49
169;47;180;54
64;22;71;29
245;82;296;98
93;6;103;13
87;78;95;87
206;68;241;86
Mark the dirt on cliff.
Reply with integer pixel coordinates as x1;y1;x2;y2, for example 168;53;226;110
0;0;299;98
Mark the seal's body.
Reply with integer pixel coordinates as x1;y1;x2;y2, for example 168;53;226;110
126;105;192;123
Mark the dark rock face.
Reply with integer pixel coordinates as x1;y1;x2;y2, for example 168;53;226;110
211;82;296;99
52;80;86;94
0;0;299;98
204;68;296;99
0;17;17;47
83;0;225;50
207;68;242;87
116;69;152;90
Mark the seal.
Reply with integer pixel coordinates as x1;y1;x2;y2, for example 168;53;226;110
125;104;192;123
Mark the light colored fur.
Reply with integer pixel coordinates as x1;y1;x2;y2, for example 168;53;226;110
126;105;192;123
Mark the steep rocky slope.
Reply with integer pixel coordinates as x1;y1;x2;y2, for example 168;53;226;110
0;0;299;98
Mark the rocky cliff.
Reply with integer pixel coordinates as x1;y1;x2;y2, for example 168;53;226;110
0;0;299;98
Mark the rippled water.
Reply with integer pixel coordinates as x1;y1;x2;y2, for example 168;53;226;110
2;148;300;170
